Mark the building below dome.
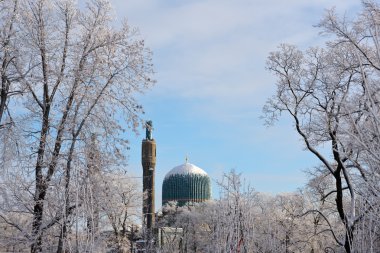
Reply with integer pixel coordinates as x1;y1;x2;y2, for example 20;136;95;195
162;162;211;206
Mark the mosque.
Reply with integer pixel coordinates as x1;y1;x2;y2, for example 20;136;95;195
141;121;211;229
162;161;211;206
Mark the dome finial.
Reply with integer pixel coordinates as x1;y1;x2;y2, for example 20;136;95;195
185;155;189;163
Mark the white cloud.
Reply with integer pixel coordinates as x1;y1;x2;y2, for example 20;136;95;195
115;0;359;46
111;0;358;105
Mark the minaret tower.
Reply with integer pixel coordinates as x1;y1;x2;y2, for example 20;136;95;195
141;120;156;230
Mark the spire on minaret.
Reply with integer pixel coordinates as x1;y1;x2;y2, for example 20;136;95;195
145;120;153;140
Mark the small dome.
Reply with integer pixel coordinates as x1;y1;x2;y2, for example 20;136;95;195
162;162;211;206
164;162;208;179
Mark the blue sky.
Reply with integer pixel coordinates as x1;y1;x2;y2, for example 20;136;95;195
109;0;360;207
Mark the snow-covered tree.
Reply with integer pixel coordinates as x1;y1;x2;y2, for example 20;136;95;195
0;0;20;129
0;0;154;252
264;1;380;252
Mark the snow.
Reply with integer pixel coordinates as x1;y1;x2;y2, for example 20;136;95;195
164;163;208;179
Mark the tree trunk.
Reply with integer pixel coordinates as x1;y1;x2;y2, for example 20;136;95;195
31;185;47;253
344;226;353;253
31;104;50;253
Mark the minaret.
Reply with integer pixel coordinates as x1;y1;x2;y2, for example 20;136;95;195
141;120;156;230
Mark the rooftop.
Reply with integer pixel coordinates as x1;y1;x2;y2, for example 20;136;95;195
164;162;208;179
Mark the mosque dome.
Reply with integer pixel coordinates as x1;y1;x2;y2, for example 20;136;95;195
162;162;211;206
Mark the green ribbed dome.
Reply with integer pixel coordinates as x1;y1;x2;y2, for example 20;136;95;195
162;163;211;206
